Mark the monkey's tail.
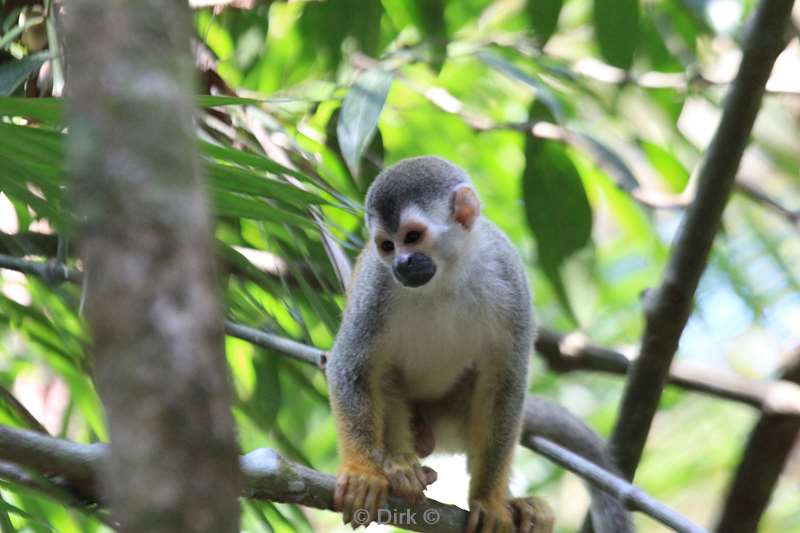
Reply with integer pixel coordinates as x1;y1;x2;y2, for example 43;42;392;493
522;396;634;533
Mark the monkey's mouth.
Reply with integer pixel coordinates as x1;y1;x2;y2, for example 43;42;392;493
392;253;437;288
394;268;436;287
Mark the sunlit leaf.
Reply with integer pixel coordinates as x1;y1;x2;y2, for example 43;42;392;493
337;69;392;178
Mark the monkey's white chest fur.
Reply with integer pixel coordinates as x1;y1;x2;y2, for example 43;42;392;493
381;287;505;400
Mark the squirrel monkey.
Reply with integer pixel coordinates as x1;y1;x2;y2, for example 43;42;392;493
327;157;554;533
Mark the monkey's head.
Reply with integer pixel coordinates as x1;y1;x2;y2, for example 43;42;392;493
364;156;481;289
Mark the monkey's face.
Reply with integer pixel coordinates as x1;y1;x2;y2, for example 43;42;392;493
370;185;481;289
373;208;438;288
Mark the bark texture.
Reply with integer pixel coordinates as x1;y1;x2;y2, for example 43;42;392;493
63;1;241;531
714;353;800;533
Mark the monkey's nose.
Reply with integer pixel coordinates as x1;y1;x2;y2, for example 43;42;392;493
393;252;436;288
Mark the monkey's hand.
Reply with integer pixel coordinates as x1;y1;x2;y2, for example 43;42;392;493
467;494;554;533
334;461;389;528
382;453;437;503
467;494;514;533
509;496;555;533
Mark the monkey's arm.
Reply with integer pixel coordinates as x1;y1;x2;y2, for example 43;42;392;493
326;271;389;526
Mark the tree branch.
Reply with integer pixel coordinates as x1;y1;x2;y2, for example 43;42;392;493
0;254;81;284
714;349;800;533
607;0;796;480
223;320;326;368
0;419;705;533
535;329;800;417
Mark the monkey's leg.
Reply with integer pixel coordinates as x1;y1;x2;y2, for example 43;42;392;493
329;365;390;528
382;396;436;503
465;364;554;533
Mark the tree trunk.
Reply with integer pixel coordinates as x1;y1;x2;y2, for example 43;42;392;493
63;1;241;531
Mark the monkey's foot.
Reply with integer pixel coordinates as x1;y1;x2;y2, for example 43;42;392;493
334;461;389;529
382;453;437;504
509;496;554;533
466;495;515;533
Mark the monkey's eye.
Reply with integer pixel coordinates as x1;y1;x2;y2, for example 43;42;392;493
404;230;422;244
380;240;395;253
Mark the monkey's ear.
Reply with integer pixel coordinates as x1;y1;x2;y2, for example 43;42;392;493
452;185;480;230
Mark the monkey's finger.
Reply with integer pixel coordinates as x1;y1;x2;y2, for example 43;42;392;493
514;504;535;533
342;480;358;525
412;464;429;489
363;483;383;524
378;483;389;514
334;475;349;512
466;507;482;533
407;469;426;499
519;517;535;533
350;480;370;527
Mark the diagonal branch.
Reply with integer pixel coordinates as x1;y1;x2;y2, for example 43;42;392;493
607;0;796;480
0;384;50;434
713;349;800;533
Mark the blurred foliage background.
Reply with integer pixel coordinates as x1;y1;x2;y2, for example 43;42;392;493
0;0;799;531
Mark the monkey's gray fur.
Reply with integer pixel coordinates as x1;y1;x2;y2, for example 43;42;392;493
327;156;632;533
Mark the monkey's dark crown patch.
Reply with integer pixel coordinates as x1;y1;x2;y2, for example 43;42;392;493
366;156;468;232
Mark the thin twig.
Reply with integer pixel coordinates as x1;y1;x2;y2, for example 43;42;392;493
0;384;49;435
0;254;81;284
223;320;326;368
736;180;800;227
0;461;114;527
525;437;705;533
535;329;800;417
608;0;796;480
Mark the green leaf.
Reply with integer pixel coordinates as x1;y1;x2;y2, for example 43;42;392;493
212;191;315;228
200;142;315;185
0;97;62;123
336;68;392;178
251;354;281;432
299;0;384;68
638;139;689;192
196;95;263;107
527;0;564;46
478;51;564;123
0;53;49;96
593;0;639;70
207;162;332;207
570;131;639;192
411;0;448;71
522;137;593;320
